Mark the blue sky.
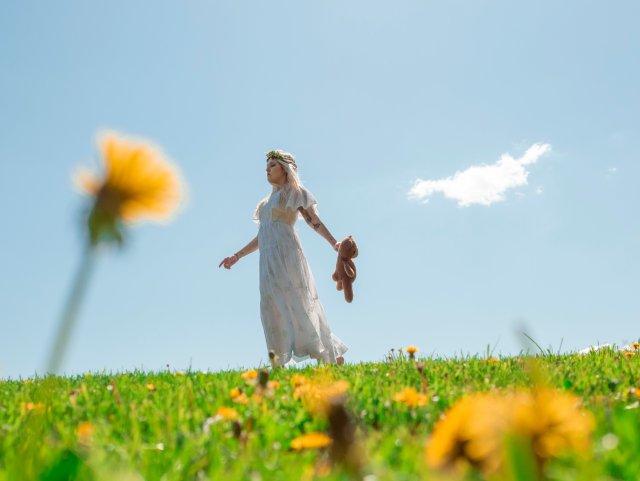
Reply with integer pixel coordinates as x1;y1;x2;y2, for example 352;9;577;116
1;1;638;379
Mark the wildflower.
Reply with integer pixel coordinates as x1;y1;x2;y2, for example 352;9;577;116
394;387;429;408
294;379;349;418
425;392;511;474
487;357;499;363
425;388;594;475
291;373;308;388
623;351;635;359
631;341;640;350
73;131;185;245
511;388;595;461
241;369;258;380
215;406;239;421
291;432;333;450
230;387;249;404
22;402;45;413
47;131;187;376
146;383;156;392
76;421;94;441
268;380;280;390
406;345;419;360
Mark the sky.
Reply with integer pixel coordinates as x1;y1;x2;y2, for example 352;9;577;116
1;1;639;379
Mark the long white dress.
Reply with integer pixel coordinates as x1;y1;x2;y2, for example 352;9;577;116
254;184;348;367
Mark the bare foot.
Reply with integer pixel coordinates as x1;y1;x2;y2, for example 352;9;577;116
336;356;345;366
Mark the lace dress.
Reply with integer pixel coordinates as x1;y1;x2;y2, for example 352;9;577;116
254;184;348;366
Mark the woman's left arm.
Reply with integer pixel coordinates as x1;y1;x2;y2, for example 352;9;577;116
298;205;340;251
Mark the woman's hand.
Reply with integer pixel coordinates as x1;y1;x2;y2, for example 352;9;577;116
218;254;239;270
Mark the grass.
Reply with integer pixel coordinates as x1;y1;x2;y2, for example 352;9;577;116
1;349;640;481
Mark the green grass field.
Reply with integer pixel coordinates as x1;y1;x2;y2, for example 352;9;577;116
2;349;639;481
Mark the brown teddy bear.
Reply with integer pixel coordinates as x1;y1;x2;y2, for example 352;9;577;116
332;235;358;303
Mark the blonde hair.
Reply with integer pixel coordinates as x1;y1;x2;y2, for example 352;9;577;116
253;149;303;222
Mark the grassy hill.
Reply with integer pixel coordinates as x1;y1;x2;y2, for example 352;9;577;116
1;349;639;481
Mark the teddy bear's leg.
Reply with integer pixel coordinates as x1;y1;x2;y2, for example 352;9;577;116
343;281;353;303
336;280;344;291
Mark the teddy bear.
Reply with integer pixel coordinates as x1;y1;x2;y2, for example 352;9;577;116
332;235;358;303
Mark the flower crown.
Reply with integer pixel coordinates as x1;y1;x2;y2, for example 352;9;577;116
266;150;297;170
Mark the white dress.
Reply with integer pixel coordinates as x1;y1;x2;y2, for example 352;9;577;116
254;184;348;366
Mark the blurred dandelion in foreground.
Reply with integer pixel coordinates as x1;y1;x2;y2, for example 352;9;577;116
45;130;186;375
73;131;185;245
425;388;594;476
291;432;333;450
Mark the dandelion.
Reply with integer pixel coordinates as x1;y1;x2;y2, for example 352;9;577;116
291;373;308;388
241;369;258;381
393;387;429;408
146;383;156;392
230;387;249;404
291;432;333;450
73;131;185;243
294;379;350;418
623;351;635;359
487;357;499;363
268;380;280;390
405;345;419;360
76;421;94;440
425;392;512;474
46;131;186;375
511;388;595;462
425;388;594;475
631;341;640;350
215;406;239;421
22;402;45;413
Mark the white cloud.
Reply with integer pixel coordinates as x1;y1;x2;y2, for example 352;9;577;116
608;167;618;173
408;143;551;207
536;186;544;195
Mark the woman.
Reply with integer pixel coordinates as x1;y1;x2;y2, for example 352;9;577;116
219;150;348;367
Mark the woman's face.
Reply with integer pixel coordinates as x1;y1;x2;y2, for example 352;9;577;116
266;159;287;185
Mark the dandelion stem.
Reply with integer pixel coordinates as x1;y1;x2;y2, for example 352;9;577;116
46;241;96;374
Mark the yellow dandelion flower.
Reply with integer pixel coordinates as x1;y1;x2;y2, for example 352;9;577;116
425;388;594;475
73;130;185;244
511;388;595;461
295;380;349;418
232;393;249;404
406;346;419;354
631;341;640;350
215;406;239;420
393;387;429;408
241;369;258;380
268;380;280;390
229;387;243;398
146;383;156;391
425;392;511;475
632;387;640;398
291;373;308;388
76;421;94;440
487;357;499;363
291;432;333;450
623;351;635;359
22;402;45;413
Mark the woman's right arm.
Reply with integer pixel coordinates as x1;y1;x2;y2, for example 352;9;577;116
219;235;258;269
